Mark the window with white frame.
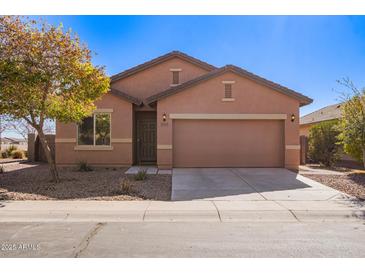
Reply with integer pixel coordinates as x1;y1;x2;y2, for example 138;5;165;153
78;113;111;146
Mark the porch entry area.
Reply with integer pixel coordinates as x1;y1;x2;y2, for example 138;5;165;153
134;111;157;165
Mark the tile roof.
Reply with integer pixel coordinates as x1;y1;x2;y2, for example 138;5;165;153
0;137;26;143
110;51;216;83
109;88;142;105
145;65;313;106
300;103;342;125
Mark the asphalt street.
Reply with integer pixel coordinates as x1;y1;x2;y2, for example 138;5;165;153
1;221;364;257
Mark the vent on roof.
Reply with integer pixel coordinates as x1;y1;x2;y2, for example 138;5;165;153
172;71;180;85
224;84;232;98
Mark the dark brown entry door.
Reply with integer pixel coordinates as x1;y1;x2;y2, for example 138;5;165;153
136;112;157;164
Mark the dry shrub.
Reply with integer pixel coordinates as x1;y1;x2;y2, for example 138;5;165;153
11;150;24;159
121;177;132;194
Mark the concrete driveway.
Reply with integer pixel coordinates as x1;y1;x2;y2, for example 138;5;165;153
171;168;347;201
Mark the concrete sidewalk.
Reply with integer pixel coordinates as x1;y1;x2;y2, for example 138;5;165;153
0;200;364;223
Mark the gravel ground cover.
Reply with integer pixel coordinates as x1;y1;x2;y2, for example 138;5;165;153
304;173;365;200
0;163;171;201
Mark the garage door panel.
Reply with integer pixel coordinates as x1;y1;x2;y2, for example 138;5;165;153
173;120;284;167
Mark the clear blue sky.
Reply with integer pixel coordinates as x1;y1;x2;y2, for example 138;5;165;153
33;15;365;116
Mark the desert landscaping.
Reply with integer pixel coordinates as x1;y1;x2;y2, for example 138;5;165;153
0;163;171;201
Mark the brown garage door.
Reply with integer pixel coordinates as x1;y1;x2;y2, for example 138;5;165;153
173;119;284;167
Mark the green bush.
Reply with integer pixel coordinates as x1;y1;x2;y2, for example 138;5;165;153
337;87;365;167
11;150;24;159
78;160;93;172
134;169;147;181
308;120;340;167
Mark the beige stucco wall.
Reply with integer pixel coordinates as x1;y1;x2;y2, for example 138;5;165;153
156;71;300;170
112;57;210;100
55;93;133;166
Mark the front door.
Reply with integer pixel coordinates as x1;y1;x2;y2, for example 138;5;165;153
135;111;157;164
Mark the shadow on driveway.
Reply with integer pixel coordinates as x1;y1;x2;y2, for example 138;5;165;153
171;168;323;201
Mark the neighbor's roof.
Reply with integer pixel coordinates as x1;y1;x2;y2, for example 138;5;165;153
300;103;342;125
109;88;142;106
145;65;313;106
0;137;26;143
110;51;217;83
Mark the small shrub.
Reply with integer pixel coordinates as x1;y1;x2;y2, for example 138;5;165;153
0;151;7;159
308;120;340;167
121;177;132;194
0;165;4;174
6;145;17;155
134;169;147;181
24;150;28;158
78;161;93;172
11;150;24;159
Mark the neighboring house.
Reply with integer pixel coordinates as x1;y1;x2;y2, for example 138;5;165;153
0;137;27;151
56;51;312;170
299;103;358;163
300;103;342;136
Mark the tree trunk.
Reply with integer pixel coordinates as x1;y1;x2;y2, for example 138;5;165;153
36;129;60;183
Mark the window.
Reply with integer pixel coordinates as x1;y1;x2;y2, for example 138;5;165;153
172;71;179;85
78;116;94;145
224;83;232;98
78;113;111;146
95;113;111;145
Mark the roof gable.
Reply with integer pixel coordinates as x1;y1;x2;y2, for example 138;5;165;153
109;88;142;105
110;51;216;83
145;65;313;106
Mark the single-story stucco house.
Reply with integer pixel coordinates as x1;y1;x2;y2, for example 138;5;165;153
56;51;313;170
299;103;358;164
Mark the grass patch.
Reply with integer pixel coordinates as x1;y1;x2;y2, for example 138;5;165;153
134;169;147;181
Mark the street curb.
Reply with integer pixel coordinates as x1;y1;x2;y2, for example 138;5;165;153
144;210;220;222
292;210;365;222
0;209;363;223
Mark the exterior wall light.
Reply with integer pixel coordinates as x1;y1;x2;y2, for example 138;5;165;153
291;114;295;122
162;113;167;122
